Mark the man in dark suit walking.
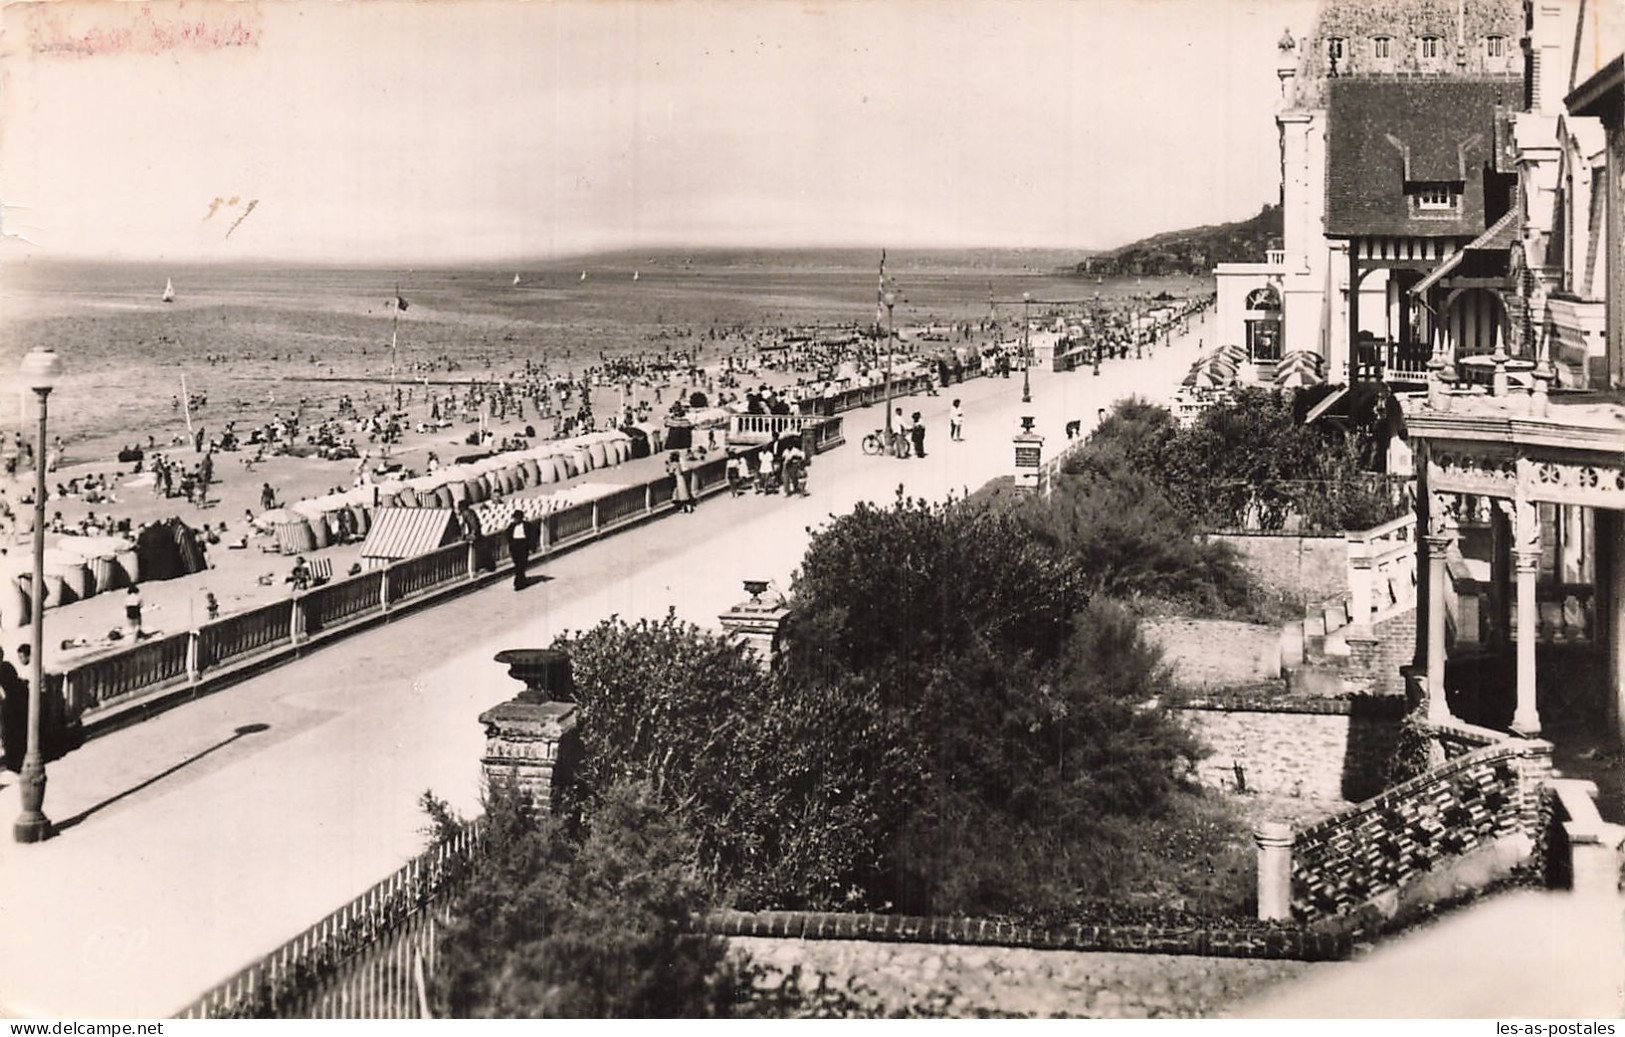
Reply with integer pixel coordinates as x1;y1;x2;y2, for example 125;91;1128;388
506;509;531;590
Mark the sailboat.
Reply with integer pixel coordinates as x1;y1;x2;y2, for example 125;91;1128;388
579;270;587;282
512;273;522;287
162;277;176;303
632;270;640;282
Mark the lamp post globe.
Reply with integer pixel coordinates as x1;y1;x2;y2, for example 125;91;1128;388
1021;292;1032;404
15;346;64;844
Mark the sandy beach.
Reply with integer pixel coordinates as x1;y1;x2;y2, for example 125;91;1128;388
0;255;1209;670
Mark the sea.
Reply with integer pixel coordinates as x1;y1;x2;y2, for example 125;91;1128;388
0;248;1210;460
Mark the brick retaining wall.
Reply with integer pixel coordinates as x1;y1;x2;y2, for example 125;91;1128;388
1345;607;1418;695
1290;736;1553;922
704;910;1352;962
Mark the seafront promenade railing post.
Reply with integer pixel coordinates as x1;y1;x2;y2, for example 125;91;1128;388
290;596;306;646
186;629;201;685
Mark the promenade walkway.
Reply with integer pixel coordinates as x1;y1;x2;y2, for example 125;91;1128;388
0;318;1209;1017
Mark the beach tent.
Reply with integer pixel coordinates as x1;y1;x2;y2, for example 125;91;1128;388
0;568;28;628
135;518;207;581
359;508;459;570
41;549;91;606
56;535;136;594
624;425;653;459
260;508;316;556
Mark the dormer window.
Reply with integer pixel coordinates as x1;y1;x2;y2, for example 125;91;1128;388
1372;35;1392;60
1419;35;1443;62
1409;181;1461;212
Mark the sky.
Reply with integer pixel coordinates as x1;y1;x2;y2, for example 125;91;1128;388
0;0;1318;264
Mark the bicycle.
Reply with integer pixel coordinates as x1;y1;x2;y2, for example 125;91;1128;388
861;429;886;455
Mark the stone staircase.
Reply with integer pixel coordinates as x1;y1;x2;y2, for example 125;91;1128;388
1272;593;1414;697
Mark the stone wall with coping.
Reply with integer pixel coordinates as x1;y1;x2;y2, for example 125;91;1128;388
1205;532;1349;607
1173;692;1407;804
706;910;1351;961
727;935;1327;1018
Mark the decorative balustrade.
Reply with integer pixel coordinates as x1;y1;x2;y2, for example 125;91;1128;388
594;484;652;529
1290;735;1551;921
62;630;191;716
301;571;387;635
546;501;596;546
387;543;469;602
1346;513;1418;628
197;599;295;672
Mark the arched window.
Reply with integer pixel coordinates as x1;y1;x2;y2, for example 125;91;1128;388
1372;35;1392;60
1327;36;1346;62
1419;35;1443;61
1485;35;1506;58
1245;285;1283;361
1245;286;1282;311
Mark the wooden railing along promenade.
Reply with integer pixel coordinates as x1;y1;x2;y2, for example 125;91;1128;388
56;422;840;734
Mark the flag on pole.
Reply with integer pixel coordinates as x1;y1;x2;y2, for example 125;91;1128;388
876;249;887;326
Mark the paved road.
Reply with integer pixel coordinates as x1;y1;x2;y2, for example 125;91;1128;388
0;319;1208;1017
1230;888;1625;1019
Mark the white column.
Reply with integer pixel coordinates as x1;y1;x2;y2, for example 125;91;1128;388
1511;499;1543;735
1513;547;1542;735
1427;534;1454;722
1254;821;1293;921
1606;510;1625;749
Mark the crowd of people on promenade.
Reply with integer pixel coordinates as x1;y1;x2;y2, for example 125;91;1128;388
0;288;1211;615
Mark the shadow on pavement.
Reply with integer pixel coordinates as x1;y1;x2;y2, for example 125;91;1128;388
53;722;272;834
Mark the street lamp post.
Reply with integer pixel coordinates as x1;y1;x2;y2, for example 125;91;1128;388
1021;292;1032;404
15;345;63;844
1091;292;1103;376
882;290;897;454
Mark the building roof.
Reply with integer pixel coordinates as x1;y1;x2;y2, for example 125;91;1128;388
1284;0;1522;109
1410;209;1517;295
1325;77;1523;238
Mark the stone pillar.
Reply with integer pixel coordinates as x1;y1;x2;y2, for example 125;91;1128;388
1012;416;1044;493
1347;548;1374;636
478;648;579;813
718;581;790;669
1426;534;1453;721
1514;547;1543;735
1602;510;1625;749
1254;820;1294;921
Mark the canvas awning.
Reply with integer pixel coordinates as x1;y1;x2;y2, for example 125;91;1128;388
360;507;458;562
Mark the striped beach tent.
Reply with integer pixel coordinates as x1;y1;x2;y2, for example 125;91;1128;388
359;507;459;569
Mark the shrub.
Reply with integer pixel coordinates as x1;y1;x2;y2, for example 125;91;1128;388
559;611;912;911
433;778;737;1018
1030;467;1254;614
